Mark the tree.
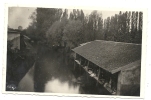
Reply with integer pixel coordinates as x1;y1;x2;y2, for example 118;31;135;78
117;11;124;42
130;11;136;43
63;20;84;48
96;13;103;40
46;18;68;46
73;9;77;20
26;8;63;42
69;12;74;20
46;21;62;45
36;8;63;39
135;12;143;43
109;16;116;41
26;10;38;41
80;10;85;22
77;9;81;20
102;11;142;44
62;9;68;19
113;14;119;41
105;17;111;40
82;14;92;42
85;10;103;40
125;11;131;43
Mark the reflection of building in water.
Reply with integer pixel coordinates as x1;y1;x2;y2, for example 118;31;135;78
72;40;141;96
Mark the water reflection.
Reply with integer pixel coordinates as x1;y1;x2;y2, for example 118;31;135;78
17;53;81;93
44;77;80;93
18;64;81;93
17;49;110;95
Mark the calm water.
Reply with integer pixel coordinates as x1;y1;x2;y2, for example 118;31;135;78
18;49;81;93
18;64;80;93
18;48;110;95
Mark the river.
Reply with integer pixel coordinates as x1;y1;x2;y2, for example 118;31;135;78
17;47;110;95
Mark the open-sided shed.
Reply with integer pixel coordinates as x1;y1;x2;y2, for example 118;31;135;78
72;40;141;96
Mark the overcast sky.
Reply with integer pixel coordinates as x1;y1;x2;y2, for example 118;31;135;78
8;7;36;29
8;7;119;29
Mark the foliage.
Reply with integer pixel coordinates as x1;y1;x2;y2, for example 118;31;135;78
103;11;142;43
46;18;68;45
26;8;143;50
26;8;63;42
63;20;84;48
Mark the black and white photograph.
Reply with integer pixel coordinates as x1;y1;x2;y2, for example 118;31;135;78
4;5;145;97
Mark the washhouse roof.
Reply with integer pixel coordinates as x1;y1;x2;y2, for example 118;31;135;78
72;40;141;74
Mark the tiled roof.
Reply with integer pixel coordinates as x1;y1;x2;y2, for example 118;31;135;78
72;40;141;74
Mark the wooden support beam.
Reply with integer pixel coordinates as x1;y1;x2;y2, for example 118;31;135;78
74;59;75;70
80;57;81;65
80;57;82;75
98;68;100;79
96;68;100;86
75;53;76;59
84;59;86;66
74;53;76;70
86;71;89;81
87;61;89;69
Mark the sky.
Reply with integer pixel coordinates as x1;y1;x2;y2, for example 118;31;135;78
8;7;36;29
8;7;119;29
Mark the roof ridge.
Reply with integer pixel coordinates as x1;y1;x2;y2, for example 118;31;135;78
95;40;141;45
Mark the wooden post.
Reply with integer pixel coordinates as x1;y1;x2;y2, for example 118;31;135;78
86;61;89;81
87;61;89;69
98;68;100;79
74;53;76;70
96;68;100;86
74;59;75;70
80;57;82;75
80;57;81;65
75;53;76;59
84;59;86;66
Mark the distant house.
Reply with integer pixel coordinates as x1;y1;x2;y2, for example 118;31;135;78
7;28;21;50
72;40;141;96
7;28;31;51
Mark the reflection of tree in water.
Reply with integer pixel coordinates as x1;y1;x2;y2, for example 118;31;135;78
33;45;77;92
29;42;110;94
